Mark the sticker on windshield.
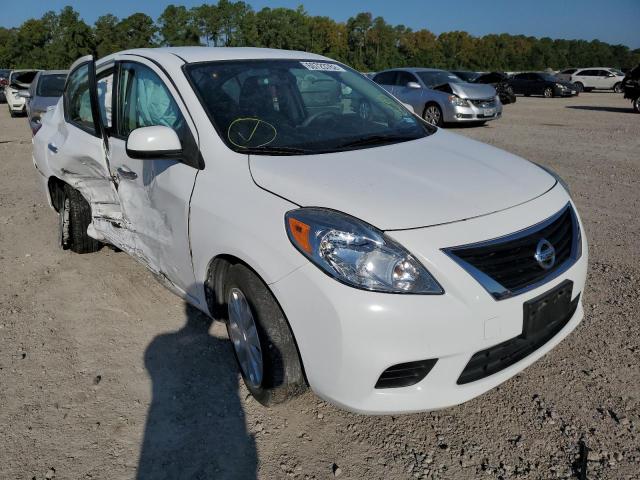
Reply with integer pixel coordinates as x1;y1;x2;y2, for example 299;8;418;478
300;62;345;72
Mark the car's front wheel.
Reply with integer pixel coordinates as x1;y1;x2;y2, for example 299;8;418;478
543;87;554;98
59;185;101;254
224;264;306;405
633;97;640;114
423;103;443;126
574;82;584;92
613;82;623;93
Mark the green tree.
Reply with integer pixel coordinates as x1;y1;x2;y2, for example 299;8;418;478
158;5;200;46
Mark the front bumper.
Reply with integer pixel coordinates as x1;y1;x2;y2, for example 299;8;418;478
442;100;503;123
270;184;587;414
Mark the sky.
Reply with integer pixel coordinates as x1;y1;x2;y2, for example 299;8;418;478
1;0;639;49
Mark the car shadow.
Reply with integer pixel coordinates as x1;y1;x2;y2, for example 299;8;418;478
137;303;258;479
566;106;633;114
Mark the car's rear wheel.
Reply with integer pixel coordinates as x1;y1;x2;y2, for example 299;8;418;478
59;185;101;254
224;264;306;405
423;103;443;126
574;82;584;92
543;87;554;98
613;82;623;93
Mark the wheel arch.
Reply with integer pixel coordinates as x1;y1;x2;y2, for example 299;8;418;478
203;253;309;384
48;176;67;212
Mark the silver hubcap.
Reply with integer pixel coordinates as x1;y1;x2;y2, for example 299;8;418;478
227;288;263;388
545;88;552;97
424;106;440;125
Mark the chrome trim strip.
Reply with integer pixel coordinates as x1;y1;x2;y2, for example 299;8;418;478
442;203;581;300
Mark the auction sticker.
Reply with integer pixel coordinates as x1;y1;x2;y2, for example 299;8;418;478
300;62;345;72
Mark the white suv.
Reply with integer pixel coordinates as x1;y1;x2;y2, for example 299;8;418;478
32;48;588;414
571;68;625;92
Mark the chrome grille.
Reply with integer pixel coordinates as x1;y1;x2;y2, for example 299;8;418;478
443;204;581;300
469;98;496;108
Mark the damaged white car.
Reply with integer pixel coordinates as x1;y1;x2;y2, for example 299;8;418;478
33;48;588;414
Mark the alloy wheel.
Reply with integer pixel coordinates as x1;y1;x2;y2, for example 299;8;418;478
423;105;441;126
544;87;553;98
227;287;263;388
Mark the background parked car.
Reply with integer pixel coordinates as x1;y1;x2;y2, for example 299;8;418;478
509;72;577;98
555;68;578;82
0;69;11;102
21;70;68;135
622;64;640;113
373;68;501;126
570;68;625;93
450;70;481;83
4;69;40;117
473;71;517;104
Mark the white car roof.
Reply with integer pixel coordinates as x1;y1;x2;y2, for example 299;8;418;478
100;47;331;65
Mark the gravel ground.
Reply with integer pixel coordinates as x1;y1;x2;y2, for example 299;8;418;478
0;92;639;480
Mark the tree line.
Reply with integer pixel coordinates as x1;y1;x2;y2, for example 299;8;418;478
1;2;638;73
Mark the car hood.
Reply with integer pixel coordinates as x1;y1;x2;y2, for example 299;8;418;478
249;130;556;230
448;82;496;99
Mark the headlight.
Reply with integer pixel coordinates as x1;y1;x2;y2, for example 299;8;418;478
285;208;443;294
555;83;566;89
448;95;469;107
536;163;571;196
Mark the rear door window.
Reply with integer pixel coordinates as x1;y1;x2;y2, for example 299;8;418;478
64;64;96;134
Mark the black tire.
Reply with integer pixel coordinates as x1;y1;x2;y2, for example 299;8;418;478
574;82;584;92
524;93;530;97
543;87;554;98
633;97;640;114
61;184;101;254
9;107;15;118
224;264;306;405
613;82;623;94
422;102;443;127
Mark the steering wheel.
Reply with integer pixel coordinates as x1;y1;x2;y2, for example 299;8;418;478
300;110;340;128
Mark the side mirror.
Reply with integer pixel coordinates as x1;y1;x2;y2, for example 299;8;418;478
406;81;421;89
126;125;182;159
18;91;31;99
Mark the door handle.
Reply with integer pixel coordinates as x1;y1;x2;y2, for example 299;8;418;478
117;166;138;180
47;143;58;153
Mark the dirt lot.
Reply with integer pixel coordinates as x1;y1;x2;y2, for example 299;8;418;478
1;92;639;480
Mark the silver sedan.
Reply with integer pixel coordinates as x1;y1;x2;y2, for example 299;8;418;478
373;68;502;126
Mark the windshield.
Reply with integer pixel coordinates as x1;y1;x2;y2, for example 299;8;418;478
417;71;462;88
37;74;66;97
452;71;479;82
185;60;433;155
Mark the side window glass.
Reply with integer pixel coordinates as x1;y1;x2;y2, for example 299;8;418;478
396;72;417;86
97;72;113;128
373;71;396;86
64;63;95;134
117;63;185;138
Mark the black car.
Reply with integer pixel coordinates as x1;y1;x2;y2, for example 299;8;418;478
509;72;577;98
622;64;640;113
474;72;516;104
451;70;481;83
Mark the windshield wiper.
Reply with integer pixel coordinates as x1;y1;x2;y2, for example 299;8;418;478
241;146;313;155
338;134;420;149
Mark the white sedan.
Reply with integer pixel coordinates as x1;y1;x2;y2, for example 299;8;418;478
32;47;588;414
